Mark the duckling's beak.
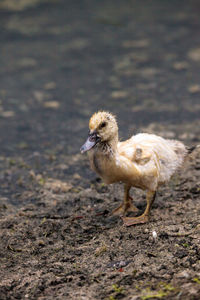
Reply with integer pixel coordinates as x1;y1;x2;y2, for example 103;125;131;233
80;131;100;153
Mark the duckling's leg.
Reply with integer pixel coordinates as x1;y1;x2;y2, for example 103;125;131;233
122;190;156;226
112;184;138;216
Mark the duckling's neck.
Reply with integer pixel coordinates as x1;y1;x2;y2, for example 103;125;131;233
99;134;118;154
88;135;119;181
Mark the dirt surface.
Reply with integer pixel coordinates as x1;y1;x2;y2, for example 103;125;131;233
0;0;200;299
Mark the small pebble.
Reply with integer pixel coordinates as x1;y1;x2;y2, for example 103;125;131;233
176;270;190;279
107;260;131;269
152;230;157;240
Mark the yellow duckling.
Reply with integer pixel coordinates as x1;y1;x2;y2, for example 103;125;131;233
80;111;193;226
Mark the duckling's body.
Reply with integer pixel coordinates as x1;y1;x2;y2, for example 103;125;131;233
80;111;188;226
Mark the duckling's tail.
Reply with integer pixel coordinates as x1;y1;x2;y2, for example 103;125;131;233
187;145;200;154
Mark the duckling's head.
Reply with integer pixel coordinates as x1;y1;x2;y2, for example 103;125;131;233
80;111;118;153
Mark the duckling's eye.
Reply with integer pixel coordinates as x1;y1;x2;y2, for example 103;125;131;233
100;122;107;129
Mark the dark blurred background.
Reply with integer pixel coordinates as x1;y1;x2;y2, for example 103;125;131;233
1;3;200;299
0;0;200;197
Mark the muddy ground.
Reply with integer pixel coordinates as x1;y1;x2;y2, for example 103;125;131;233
0;0;200;299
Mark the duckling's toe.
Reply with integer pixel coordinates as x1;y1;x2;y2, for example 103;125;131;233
112;203;126;216
112;200;138;216
122;215;149;226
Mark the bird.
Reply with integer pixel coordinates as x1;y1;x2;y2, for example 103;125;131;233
80;111;197;226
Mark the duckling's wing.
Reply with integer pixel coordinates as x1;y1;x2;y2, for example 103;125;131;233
127;133;187;182
118;138;152;165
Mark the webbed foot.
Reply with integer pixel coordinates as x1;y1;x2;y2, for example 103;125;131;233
122;214;149;226
112;196;138;216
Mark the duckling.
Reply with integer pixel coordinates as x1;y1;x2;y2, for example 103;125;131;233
80;111;192;226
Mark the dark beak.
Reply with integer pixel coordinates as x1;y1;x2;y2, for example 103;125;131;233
80;131;100;153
